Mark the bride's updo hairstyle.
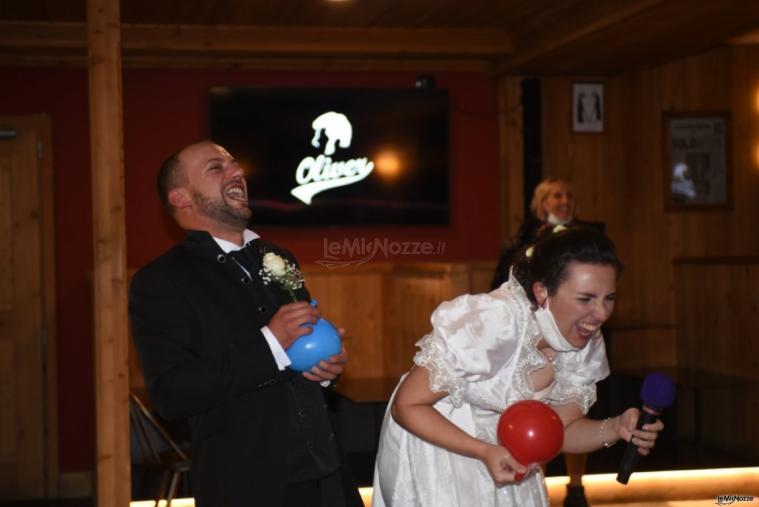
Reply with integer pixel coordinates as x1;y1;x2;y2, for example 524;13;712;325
512;227;622;306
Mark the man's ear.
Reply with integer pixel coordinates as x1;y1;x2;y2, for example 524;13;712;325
168;188;191;209
532;282;548;306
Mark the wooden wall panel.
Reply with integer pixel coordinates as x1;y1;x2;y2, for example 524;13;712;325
383;273;447;380
730;46;759;256
660;50;738;260
607;327;677;371
674;260;759;379
659;47;759;259
469;262;498;294
730;263;759;376
673;259;759;454
302;262;496;382
303;270;387;380
612;69;672;327
539;75;672;327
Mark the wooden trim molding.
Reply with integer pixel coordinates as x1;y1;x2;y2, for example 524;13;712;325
0;21;512;69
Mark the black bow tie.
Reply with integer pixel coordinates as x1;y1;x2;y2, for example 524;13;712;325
228;243;260;273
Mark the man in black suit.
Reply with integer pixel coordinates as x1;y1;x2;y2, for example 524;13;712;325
129;140;363;507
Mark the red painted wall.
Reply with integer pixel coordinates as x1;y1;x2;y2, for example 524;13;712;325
1;67;500;472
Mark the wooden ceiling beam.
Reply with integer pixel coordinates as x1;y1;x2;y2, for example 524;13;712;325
491;0;667;75
0;21;513;63
126;24;513;56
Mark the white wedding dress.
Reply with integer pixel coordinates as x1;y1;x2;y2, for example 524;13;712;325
372;276;610;507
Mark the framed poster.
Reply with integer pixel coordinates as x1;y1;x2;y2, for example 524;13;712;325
663;112;731;210
572;82;604;133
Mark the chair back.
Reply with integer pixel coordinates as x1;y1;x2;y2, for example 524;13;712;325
129;392;189;465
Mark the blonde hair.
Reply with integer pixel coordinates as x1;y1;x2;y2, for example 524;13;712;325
530;177;573;222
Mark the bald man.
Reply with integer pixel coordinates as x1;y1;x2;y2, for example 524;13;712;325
129;141;362;507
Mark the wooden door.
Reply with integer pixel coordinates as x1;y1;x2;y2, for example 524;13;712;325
0;115;57;499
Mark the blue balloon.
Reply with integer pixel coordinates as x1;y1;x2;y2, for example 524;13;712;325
286;317;342;372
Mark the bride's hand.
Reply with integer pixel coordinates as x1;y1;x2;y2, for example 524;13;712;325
480;443;528;486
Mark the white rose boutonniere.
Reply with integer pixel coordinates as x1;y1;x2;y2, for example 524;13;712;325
260;252;304;301
263;252;287;277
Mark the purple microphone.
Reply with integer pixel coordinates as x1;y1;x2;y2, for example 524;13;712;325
616;372;675;484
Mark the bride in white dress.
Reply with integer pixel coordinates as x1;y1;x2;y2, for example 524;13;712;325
373;227;664;507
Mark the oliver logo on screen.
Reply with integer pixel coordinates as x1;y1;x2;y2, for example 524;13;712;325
290;111;375;205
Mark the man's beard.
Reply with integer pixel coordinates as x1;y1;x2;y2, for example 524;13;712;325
191;190;251;229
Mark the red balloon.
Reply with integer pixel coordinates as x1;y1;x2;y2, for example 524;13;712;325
497;400;564;466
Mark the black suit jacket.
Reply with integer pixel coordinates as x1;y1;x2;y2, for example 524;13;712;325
129;231;353;506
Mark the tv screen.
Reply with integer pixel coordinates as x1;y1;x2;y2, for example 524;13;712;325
208;87;449;226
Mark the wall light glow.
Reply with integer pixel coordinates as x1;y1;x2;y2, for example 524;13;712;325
374;150;402;180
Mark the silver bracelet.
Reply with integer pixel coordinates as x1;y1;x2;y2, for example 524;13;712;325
599;417;616;448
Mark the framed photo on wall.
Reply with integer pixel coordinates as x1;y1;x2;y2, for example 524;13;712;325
572;82;604;133
663;111;732;210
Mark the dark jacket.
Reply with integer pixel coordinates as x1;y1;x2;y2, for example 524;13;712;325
129;230;357;506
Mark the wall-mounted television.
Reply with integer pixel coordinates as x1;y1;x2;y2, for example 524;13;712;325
208;87;449;226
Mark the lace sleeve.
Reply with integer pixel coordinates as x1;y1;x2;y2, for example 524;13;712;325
414;333;468;407
546;334;610;414
413;293;521;408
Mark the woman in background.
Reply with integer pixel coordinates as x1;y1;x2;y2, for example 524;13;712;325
491;177;602;291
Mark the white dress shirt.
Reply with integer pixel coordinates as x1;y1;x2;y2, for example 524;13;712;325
212;229;292;371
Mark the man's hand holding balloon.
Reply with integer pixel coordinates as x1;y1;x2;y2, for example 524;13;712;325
302;328;348;383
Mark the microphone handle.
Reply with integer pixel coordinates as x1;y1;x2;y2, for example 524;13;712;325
616;406;660;484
